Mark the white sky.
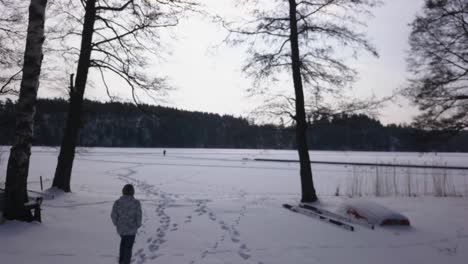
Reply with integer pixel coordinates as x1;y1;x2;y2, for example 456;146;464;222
38;0;426;125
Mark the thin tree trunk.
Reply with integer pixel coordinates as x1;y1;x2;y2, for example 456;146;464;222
4;0;48;221
52;0;96;192
288;0;318;203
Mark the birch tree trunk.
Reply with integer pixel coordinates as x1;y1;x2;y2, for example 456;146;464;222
52;0;97;192
4;0;48;221
288;0;317;203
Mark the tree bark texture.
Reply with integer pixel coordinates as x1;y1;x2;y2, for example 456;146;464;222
4;0;48;221
52;0;97;192
288;0;318;203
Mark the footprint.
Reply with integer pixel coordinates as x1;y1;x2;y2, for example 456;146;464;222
148;244;159;252
137;252;147;263
135;248;144;255
238;244;251;260
209;213;217;221
238;251;251;260
218;221;229;231
184;215;192;223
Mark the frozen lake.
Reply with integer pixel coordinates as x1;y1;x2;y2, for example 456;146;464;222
0;147;468;264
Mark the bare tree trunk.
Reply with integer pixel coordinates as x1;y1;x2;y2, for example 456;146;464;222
288;0;317;203
4;0;48;221
52;0;96;192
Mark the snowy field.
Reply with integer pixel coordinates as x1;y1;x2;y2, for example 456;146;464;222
1;147;468;264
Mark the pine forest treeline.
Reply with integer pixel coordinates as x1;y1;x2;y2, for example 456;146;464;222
1;98;468;152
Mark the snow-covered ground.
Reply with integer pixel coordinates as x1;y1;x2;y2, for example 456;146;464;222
1;147;468;264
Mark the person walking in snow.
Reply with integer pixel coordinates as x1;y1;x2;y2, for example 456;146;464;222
111;184;142;264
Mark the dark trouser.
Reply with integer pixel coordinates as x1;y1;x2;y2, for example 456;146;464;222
119;235;136;264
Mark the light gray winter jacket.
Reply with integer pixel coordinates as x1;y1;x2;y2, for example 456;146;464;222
111;196;142;236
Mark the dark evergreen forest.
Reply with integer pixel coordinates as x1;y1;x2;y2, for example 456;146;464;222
1;99;467;152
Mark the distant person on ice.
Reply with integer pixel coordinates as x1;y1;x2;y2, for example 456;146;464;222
163;149;166;156
111;184;142;264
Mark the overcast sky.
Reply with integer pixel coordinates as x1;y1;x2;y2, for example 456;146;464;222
38;0;426;125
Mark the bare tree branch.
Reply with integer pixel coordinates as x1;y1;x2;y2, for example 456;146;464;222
0;70;22;95
406;0;468;131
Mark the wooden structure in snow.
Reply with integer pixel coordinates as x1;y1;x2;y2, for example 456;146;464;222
0;188;43;223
